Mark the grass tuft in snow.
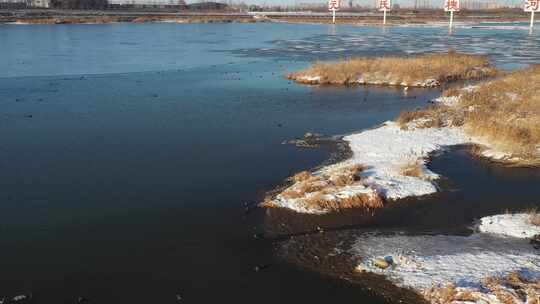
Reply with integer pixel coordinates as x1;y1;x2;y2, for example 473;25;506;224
262;164;383;213
423;272;540;304
528;208;540;226
399;161;425;178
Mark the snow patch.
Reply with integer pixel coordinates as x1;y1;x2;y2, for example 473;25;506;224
297;76;321;82
433;95;460;106
478;213;540;238
352;214;540;303
295;75;440;87
343;122;468;200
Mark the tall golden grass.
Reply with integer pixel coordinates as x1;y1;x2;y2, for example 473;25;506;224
461;65;540;159
303;191;384;211
288;51;496;86
528;208;540;226
397;65;540;163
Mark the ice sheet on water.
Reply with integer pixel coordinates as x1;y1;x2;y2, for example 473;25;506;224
229;28;540;69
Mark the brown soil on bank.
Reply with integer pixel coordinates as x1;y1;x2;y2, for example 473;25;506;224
287;52;497;87
15;16;122;24
131;15;258;23
13;15;258;24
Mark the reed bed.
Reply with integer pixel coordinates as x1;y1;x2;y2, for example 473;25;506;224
288;52;496;87
397;65;540;163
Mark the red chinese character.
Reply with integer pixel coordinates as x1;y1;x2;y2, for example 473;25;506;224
328;0;339;10
526;0;539;11
445;0;459;11
379;0;390;10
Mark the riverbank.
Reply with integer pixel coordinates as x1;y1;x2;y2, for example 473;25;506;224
2;13;259;24
0;9;533;25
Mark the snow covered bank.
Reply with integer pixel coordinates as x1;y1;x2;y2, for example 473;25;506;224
352;214;540;304
291;75;442;87
262;122;470;214
262;116;522;214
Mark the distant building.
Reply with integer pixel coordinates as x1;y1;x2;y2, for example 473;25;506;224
0;0;27;9
186;1;227;10
31;0;50;7
0;0;49;8
108;0;185;7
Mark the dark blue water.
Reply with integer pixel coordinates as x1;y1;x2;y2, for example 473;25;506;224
1;22;539;303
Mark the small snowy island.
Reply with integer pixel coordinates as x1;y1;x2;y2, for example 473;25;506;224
287;52;497;87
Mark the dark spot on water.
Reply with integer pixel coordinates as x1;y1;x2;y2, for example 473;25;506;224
77;296;89;303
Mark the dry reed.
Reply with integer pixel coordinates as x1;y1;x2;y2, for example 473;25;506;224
396;65;540;162
400;162;424;178
424;272;539;304
288;51;496;87
527;208;540;226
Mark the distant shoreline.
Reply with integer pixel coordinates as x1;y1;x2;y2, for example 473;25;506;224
0;9;532;25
